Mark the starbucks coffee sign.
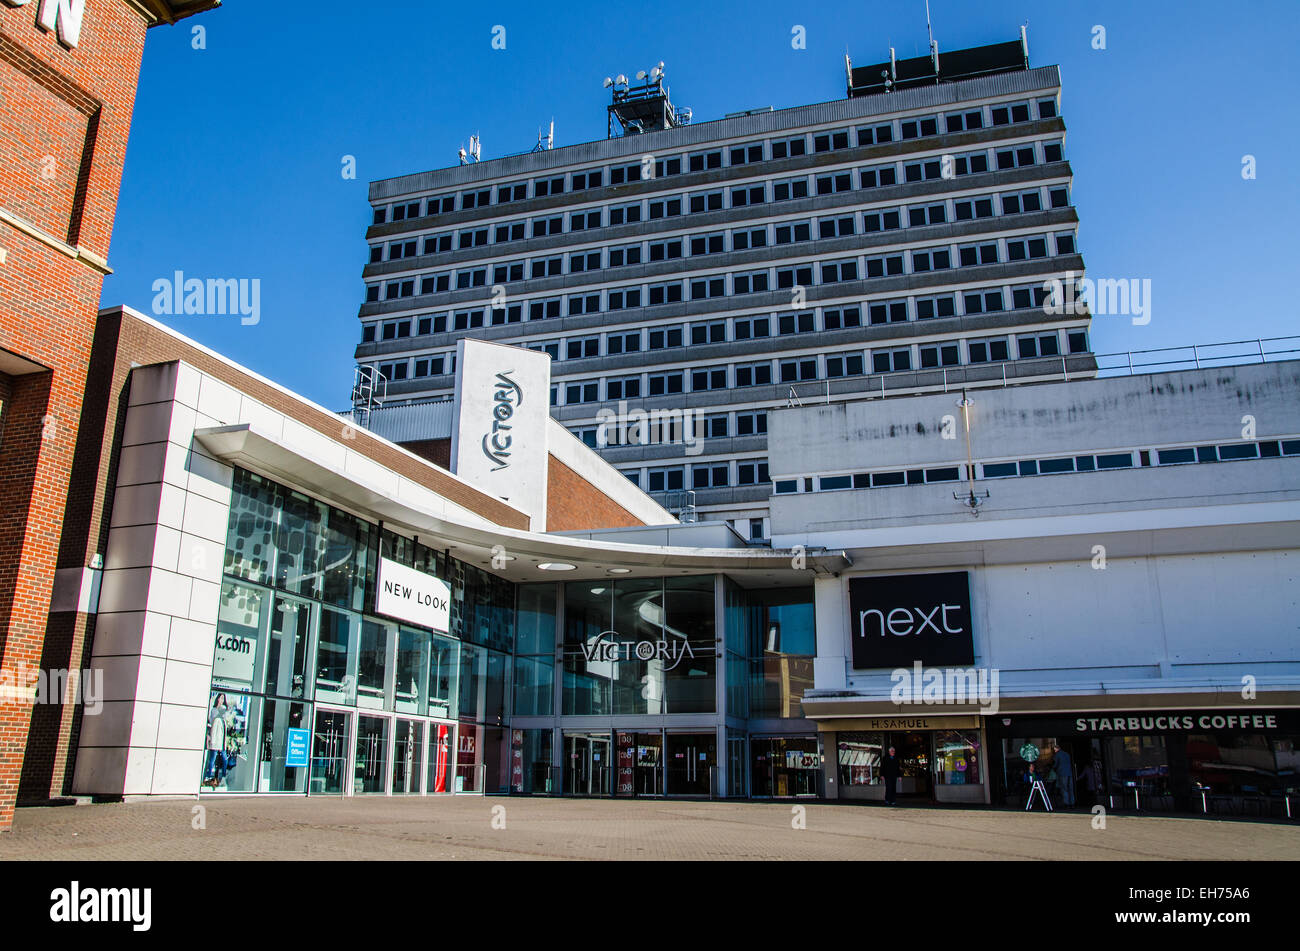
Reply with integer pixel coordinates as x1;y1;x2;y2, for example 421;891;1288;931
376;558;450;633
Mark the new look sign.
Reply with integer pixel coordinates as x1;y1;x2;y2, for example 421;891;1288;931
376;558;450;633
849;572;974;669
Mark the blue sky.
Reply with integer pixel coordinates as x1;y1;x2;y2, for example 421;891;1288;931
101;0;1300;408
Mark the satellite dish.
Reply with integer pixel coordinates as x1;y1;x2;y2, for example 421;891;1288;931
657;61;665;70
615;74;627;85
603;77;613;88
636;70;647;80
649;67;661;81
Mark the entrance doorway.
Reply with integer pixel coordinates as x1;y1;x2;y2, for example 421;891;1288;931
310;709;348;795
392;719;423;794
354;715;388;794
564;732;611;796
666;733;716;797
891;731;933;800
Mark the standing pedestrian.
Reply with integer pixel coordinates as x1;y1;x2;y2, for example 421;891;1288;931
881;745;901;805
1052;744;1075;808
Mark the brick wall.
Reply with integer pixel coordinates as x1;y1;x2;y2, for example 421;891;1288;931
546;455;647;531
0;0;158;832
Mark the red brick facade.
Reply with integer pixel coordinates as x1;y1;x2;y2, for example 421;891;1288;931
545;456;646;532
0;1;216;831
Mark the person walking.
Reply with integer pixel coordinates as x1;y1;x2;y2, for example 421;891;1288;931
881;745;901;805
1052;744;1075;808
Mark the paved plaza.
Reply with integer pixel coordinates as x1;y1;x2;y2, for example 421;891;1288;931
2;796;1297;861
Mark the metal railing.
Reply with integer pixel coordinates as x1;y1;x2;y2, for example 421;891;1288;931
1093;336;1300;376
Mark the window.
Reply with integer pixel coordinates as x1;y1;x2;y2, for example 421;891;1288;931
380;319;410;340
915;295;955;320
423;233;452;255
954;196;994;220
812;129;851;152
945;110;985;133
872;347;911;373
1043;140;1064;163
533;176;565;197
388;239;418;260
692;464;730;489
389;200;421;221
609;163;642;185
606;287;641;310
1049;186;1070;209
647;467;685;493
531;256;562;279
372;208;386;225
778;312;815;335
493;221;525;243
732;271;769;294
649;238;684;262
569;209;602;231
1001;190;1043;216
863;209;902;232
819;215;856;238
489;303;523;325
735;362;773;387
691;366;727;391
691;321;726;345
903;158;943;183
823;306;861;330
654;156;683;177
731;184;765;206
860;165;898;189
867;300;908;325
825;353;865;377
774;221;812;244
962;289;1004;314
569;251;601;273
529;298;561;320
648;371;684;396
856;123;893;146
864;253;904;278
771;136;807;159
689;276;725;300
458;228;488;249
732;226;767;250
911;247;951;272
820;260;859;283
1037;98;1058;119
735;410;768;435
568;293;600;316
566;336;600;360
691;232;725;256
606;375;642;400
1017;332;1060;359
779;357;818;382
951;152;990;176
773;177;810;201
528;340;560;360
690;190;725;213
412;354;452;378
455;267;486;289
649;197;683;219
497;182;527;203
1011;284;1051;310
1067;329;1089;354
688;150;723;172
734;315;770;339
958;242;999;267
990;102;1032;126
648;326;683;350
1096;452;1133;470
899;116;938;139
361;324;376;342
378;360;408;381
607;330;641;354
737;462;770;485
729;143;764;165
417;314;443;335
609;202;642;226
908;203;947;227
776;265;813;289
571;170;603;191
452;309;484;330
919;342;960;368
426;195;454;215
532;216;563;238
461;189;491;209
1005;236;1049;261
385;280;415;299
967;338;1009;363
815;171;853;195
419;275;448;295
995;145;1037;170
1055;232;1077;255
608;244;642;267
565;381;599;404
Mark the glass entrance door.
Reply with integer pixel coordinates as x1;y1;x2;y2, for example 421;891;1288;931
667;733;716;797
392;719;423;794
633;732;662;797
893;731;933;800
310;709;348;795
354;714;389;794
427;722;454;794
564;732;611;796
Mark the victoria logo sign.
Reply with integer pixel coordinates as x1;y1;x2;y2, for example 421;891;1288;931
582;630;696;672
376;558;450;633
849;571;974;669
482;371;522;471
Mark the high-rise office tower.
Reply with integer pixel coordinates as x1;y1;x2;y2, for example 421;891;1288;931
354;34;1093;539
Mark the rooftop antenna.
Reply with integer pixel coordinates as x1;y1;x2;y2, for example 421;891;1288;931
952;389;990;516
925;0;939;77
469;134;481;162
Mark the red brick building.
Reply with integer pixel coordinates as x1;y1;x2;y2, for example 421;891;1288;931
0;0;219;831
